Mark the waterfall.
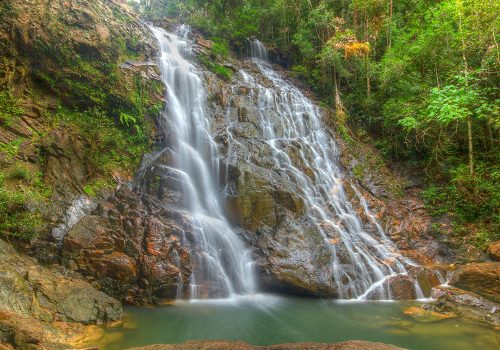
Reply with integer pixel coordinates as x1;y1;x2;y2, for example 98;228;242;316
149;25;256;299
240;40;419;300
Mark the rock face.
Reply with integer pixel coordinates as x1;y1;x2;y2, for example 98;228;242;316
0;1;161;345
127;340;407;350
62;186;192;303
0;0;164;250
42;20;445;303
0;239;121;325
424;286;500;327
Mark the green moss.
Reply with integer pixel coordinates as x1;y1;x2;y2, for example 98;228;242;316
211;37;230;59
6;163;31;181
198;54;233;81
83;178;113;198
0;1;18;19
0;0;166;241
352;164;364;180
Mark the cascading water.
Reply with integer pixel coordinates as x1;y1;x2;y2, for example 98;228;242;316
149;25;256;299
248;39;268;62
234;40;422;300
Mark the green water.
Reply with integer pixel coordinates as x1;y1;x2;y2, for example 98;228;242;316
98;294;499;350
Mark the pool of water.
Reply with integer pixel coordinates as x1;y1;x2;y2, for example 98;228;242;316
96;294;499;350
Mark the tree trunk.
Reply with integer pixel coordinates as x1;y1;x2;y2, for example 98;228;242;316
366;54;371;97
467;115;474;177
365;11;370;97
458;1;473;178
388;0;393;48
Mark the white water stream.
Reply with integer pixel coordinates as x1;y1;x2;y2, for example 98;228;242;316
150;26;256;298
235;40;424;300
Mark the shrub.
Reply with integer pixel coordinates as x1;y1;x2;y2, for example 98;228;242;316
0;175;44;240
0;90;23;126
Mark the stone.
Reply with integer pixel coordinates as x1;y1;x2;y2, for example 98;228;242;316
196;37;214;49
448;262;500;303
424;286;500;327
386;275;416;300
403;306;456;322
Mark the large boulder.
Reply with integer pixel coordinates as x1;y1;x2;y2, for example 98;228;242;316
0;239;121;326
448;262;500;303
253;214;336;296
486;241;500;261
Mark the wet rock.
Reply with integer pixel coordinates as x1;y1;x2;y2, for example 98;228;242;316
448;262;500;303
424;286;499;327
412;266;445;296
254;215;336;296
403;306;457;323
202;58;445;298
364;268;442;301
0;309;99;350
386;275;416;300
196;37;213;49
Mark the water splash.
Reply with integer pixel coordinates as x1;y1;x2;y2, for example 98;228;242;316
149;25;256;299
235;40;419;300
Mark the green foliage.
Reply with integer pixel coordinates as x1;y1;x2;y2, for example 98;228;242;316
0;138;24;160
6;163;30;181
119;112;138;127
211;38;230;59
422;162;500;246
0;1;18;19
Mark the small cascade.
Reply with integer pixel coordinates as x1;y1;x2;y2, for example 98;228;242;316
149;25;256;299
248;39;268;62
235;39;420;300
